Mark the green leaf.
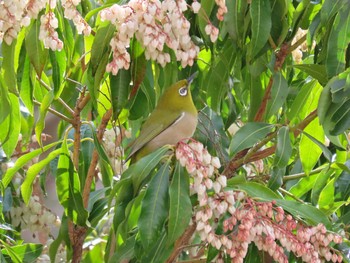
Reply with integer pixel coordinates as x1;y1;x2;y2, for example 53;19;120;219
167;163;192;245
2;42;18;94
268;166;285;191
318;177;335;210
265;72;288;119
302;131;332;162
35;90;54;148
21;147;65;204
110;69;131;120
25;20;48;77
320;0;347;25
299;117;324;175
90;22;115;77
288;80;318;121
206;40;236;113
325;4;350;78
234;182;281;200
49;49;66;99
138;162;170;249
19;55;34;115
1;141;61;187
1;243;43;263
130;146;171;194
0;93;20;158
249;0;272;59
56;140;88;226
229;122;274;155
274;126;292;168
311;168;333;205
287;174;318;200
275;200;331;228
130;41;147;97
292;64;328;86
108;235;136;263
140;231;173;263
0;77;11;124
225;0;248;47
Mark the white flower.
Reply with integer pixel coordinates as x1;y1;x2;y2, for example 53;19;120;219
191;1;201;13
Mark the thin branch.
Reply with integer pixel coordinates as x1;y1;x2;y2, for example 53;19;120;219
83;108;113;208
36;76;75;115
278;188;305;203
33;100;74;124
288;34;307;53
283;166;326;182
166;222;197;263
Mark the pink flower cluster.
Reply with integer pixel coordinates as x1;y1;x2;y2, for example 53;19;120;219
100;0;202;75
61;0;91;36
175;141;343;263
0;0;30;45
39;12;63;51
0;0;90;49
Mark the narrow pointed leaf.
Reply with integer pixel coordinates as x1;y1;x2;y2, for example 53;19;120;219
250;0;271;58
35;90;54;148
265;72;288;119
167;163;192;245
274;126;292;168
138;162;170;249
229;122;274;155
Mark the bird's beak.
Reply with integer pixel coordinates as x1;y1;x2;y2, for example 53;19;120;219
187;72;198;86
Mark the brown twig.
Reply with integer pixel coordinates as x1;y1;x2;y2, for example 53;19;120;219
83;108;113;207
223;110;319;178
166;222;197;263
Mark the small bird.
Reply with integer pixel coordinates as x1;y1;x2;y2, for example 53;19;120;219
127;74;198;162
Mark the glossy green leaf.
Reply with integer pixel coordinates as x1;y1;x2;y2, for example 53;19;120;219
35;90;54;148
19;55;33;115
140;231;173;263
79;124;94;186
25;20;48;77
167;163;192;245
265;72;288;119
286;174;318;200
21;147;65;204
320;0;347;25
225;0;248;47
274;126;292;168
130;41;146;97
318;177;335;209
229;122;274;155
275;200;331;228
249;0;271;59
1;243;42;263
49;49;66;99
110;69;131;119
234;182;281;200
131;146;171;194
1;141;61;187
311;168;333;205
90;22;115;77
325;5;350;77
2;42;18;94
108;235;136;263
288;80;317;121
268;166;285;191
206;40;236;113
0;94;20;158
0;77;11;124
292;64;328;86
299;117;324;175
56;140;88;226
138;162;170;249
302;131;332;162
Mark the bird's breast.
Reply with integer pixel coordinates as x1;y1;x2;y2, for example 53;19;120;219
146;112;198;151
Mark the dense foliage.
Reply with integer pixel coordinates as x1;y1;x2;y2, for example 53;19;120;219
0;0;350;262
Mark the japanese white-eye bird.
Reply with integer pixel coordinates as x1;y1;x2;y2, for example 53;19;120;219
127;74;198;162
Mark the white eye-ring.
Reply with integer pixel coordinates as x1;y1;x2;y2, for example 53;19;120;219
178;86;188;96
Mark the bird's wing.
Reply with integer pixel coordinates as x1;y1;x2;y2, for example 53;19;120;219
126;111;184;160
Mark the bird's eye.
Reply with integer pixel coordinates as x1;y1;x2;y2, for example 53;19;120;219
178;87;188;96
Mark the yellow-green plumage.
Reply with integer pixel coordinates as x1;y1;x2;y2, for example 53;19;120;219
127;78;198;162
